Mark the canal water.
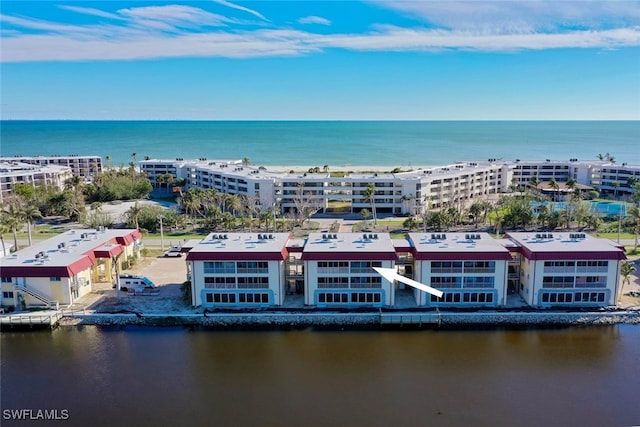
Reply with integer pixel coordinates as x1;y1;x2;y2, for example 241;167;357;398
2;325;639;427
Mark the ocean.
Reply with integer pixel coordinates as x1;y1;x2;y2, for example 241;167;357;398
1;120;638;167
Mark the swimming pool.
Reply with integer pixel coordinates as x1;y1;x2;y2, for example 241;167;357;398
530;201;627;217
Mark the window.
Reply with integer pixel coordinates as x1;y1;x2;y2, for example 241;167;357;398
2;291;14;299
463;261;495;273
237;277;269;289
1;277;12;283
542;276;574;288
204;277;236;289
542;292;574;304
237;261;268;273
350;276;382;288
431;261;462;273
463;277;494;289
574;276;606;288
50;277;61;282
317;277;349;288
430;277;462;288
576;261;608;272
350;292;382;304
204;261;235;274
317;261;349;273
350;261;382;273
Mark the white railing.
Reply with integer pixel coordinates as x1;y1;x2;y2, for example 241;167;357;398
14;285;59;310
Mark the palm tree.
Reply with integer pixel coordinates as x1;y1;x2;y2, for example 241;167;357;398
469;201;483;229
3;204;23;252
126;201;143;230
0;221;10;255
629;205;640;250
612;181;620;199
621;261;637;290
363;183;377;227
548;178;559;204
22;205;42;246
360;208;371;227
242;157;250;167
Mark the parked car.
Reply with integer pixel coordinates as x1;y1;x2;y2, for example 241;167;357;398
163;246;183;257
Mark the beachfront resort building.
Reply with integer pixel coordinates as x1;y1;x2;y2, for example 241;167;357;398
0;228;141;310
140;158;640;216
0;155;103;179
0;161;73;203
505;232;626;307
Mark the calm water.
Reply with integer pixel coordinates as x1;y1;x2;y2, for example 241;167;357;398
2;325;640;427
1;120;639;167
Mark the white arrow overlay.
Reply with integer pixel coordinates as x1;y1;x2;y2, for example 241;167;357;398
373;267;444;298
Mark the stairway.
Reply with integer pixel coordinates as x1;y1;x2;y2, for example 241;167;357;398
14;285;60;310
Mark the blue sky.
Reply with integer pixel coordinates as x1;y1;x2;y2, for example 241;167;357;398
1;1;639;120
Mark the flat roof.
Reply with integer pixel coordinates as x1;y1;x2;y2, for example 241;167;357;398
505;232;626;260
0;228;141;277
302;233;397;261
408;232;512;260
186;232;291;261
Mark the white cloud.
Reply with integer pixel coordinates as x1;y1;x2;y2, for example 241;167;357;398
1;2;640;62
118;5;234;29
298;16;331;26
58;5;125;21
212;0;269;21
373;1;640;33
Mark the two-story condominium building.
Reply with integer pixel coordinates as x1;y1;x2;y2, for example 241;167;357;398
505;232;626;307
186;232;290;308
408;232;512;307
0;161;73;203
302;233;398;307
0;228;142;310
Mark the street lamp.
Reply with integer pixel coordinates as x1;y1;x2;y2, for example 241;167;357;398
158;215;166;251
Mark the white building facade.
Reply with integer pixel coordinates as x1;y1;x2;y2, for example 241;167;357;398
302;233;397;308
0;228;142;310
506;232;626;307
141;158;640;216
409;232;512;307
186;232;290;308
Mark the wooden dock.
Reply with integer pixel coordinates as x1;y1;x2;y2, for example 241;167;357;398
0;310;62;329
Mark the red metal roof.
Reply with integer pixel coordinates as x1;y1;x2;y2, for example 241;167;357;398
301;252;398;261
93;245;124;258
116;230;142;245
1;256;94;278
186;248;288;262
412;251;513;261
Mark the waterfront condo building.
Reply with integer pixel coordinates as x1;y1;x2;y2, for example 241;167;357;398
301;233;398;307
408;232;512;307
0;228;142;310
186;232;290;308
505;232;626;307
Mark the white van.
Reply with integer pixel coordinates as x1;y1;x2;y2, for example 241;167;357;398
117;274;156;289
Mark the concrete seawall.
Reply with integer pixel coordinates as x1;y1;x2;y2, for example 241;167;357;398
53;309;640;329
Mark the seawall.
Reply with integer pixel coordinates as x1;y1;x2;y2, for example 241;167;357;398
51;309;640;329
